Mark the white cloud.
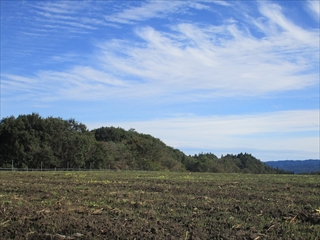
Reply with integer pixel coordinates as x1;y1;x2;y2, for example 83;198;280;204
96;18;318;97
104;1;217;24
306;0;320;20
1;66;130;101
258;2;318;45
2;1;319;161
2;8;318;103
105;1;187;24
211;1;232;7
189;2;211;10
32;1;77;14
27;1;112;35
2;1;319;103
87;110;319;160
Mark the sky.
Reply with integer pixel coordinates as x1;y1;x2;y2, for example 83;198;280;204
1;0;319;161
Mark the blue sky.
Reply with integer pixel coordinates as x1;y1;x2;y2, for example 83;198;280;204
1;0;319;161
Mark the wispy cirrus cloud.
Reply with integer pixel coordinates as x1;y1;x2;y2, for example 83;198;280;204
258;2;318;44
96;21;318;97
32;1;78;14
105;1;186;24
210;0;232;7
306;0;320;20
25;1;113;35
1;66;129;102
104;1;213;24
2;2;318;103
1;1;319;160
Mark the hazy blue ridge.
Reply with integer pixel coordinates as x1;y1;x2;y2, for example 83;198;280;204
265;160;320;174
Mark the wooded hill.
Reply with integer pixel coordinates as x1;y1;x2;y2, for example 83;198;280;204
0;113;287;173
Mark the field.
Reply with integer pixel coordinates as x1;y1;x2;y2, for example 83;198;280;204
0;171;319;240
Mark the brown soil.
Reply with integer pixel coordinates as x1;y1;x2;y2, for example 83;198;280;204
0;172;319;239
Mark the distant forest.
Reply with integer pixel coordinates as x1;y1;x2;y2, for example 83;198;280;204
0;113;289;174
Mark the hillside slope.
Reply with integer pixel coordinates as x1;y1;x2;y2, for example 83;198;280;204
1;113;283;173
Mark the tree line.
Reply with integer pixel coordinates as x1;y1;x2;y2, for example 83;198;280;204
0;113;289;173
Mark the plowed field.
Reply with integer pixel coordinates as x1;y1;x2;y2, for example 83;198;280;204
0;171;319;239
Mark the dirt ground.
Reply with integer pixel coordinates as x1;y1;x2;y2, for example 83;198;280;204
0;171;319;239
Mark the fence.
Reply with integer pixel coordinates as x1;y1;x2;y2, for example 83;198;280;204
0;167;149;172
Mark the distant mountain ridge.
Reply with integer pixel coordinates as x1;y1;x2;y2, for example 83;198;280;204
265;160;320;174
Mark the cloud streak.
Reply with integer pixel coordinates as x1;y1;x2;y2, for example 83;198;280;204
307;0;320;20
98;9;319;98
258;2;318;44
88;110;319;160
21;1;114;36
104;1;210;24
1;1;319;160
2;1;318;103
